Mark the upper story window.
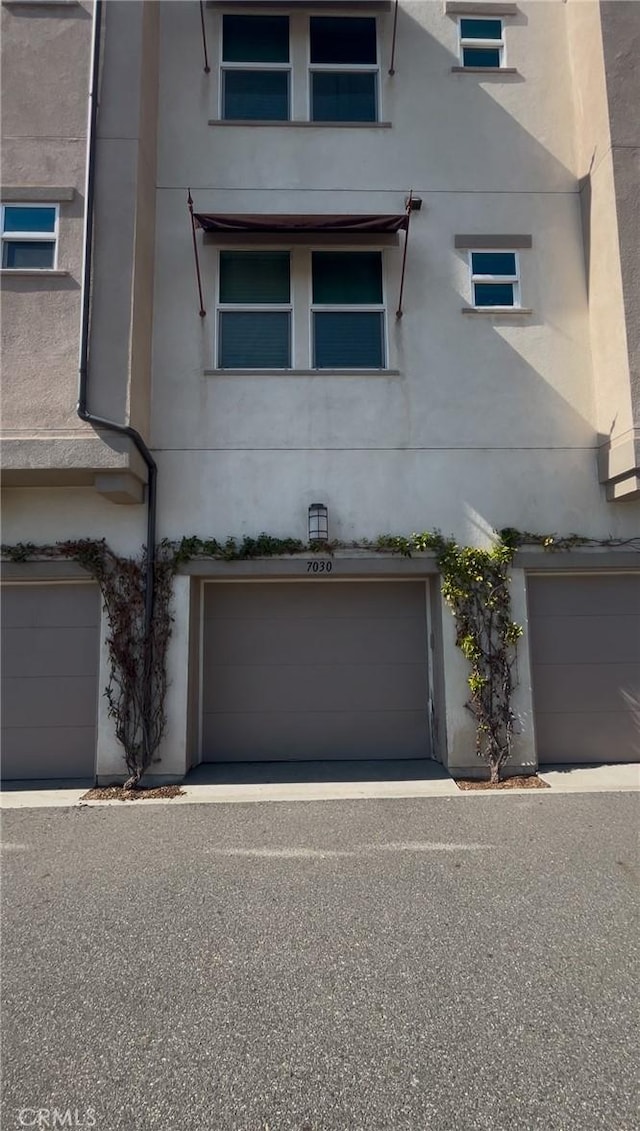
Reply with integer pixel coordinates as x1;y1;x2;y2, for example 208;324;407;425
221;14;290;120
458;18;505;68
215;249;387;371
218;250;292;368
309;17;378;123
469;251;519;308
312;251;384;367
1;204;58;269
218;13;379;123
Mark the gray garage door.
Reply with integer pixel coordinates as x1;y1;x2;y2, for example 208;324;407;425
202;581;431;761
1;583;100;780
528;573;640;764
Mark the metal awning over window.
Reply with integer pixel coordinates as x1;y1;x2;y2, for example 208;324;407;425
187;193;419;319
193;213;409;235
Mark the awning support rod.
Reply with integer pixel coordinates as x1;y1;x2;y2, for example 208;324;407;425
188;190;207;317
388;0;399;75
396;192;413;319
199;0;211;73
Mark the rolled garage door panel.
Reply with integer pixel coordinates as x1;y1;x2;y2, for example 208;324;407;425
1;584;100;780
528;574;640;764
202;581;431;762
206;709;430;762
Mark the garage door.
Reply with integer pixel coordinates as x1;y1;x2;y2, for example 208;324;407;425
528;574;640;764
1;583;100;780
202;581;431;761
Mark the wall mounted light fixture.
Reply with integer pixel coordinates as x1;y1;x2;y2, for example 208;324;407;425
308;503;329;542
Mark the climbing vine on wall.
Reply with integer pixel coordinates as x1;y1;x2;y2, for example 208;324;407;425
2;539;177;788
499;529;640;553
3;528;637;784
375;532;522;782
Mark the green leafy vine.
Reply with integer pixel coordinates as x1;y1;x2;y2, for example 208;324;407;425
375;531;522;781
3;526;636;784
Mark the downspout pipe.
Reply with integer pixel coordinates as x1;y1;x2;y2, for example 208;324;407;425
77;0;157;634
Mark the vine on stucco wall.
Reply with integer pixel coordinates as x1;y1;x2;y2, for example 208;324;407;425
375;531;523;782
2;529;638;784
2;539;177;788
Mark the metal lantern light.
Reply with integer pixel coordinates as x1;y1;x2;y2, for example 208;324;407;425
308;503;329;542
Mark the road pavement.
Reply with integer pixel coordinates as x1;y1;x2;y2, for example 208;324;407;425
1;794;638;1130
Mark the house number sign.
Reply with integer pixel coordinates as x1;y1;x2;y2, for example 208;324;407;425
306;560;333;573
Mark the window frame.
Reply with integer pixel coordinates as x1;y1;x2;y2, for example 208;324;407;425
458;17;505;69
1;202;59;270
215;248;294;371
219;13;292;122
310;249;387;371
212;246;389;372
469;249;520;309
306;15;380;123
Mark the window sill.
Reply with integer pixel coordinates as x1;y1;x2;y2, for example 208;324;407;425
3;0;79;6
204;368;401;377
208;119;392;129
461;306;532;316
451;67;518;74
0;269;69;277
1;186;75;202
445;1;518;14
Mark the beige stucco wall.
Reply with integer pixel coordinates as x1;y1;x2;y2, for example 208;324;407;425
150;0;640;545
566;0;630;437
566;0;640;496
601;1;640;414
88;0;159;435
1;0;92;436
1;0;158;489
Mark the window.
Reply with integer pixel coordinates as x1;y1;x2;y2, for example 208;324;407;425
312;252;384;367
216;13;380;123
459;18;505;68
470;251;519;308
215;249;387;370
217;251;292;368
221;14;290;120
310;17;378;122
1;204;57;269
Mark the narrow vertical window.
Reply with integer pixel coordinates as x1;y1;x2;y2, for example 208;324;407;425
221;15;290;121
459;18;505;68
309;17;378;122
312;251;385;368
1;204;57;269
217;251;291;368
470;251;519;307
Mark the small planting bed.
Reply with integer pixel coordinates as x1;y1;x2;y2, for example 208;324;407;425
81;784;185;802
456;775;549;791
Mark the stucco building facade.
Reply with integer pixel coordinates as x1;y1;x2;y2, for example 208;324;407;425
1;0;639;782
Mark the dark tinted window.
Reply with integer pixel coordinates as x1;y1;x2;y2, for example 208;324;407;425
310;17;377;64
223;15;289;62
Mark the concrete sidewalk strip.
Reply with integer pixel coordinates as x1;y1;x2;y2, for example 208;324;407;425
94;776;461;806
0;788;88;809
538;763;640;792
0;762;638;808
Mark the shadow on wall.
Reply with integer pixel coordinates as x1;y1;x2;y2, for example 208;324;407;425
155;2;599;446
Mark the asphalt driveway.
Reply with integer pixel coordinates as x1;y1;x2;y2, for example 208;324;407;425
1;794;638;1130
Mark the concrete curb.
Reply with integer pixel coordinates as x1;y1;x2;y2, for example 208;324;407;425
1;764;638;809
